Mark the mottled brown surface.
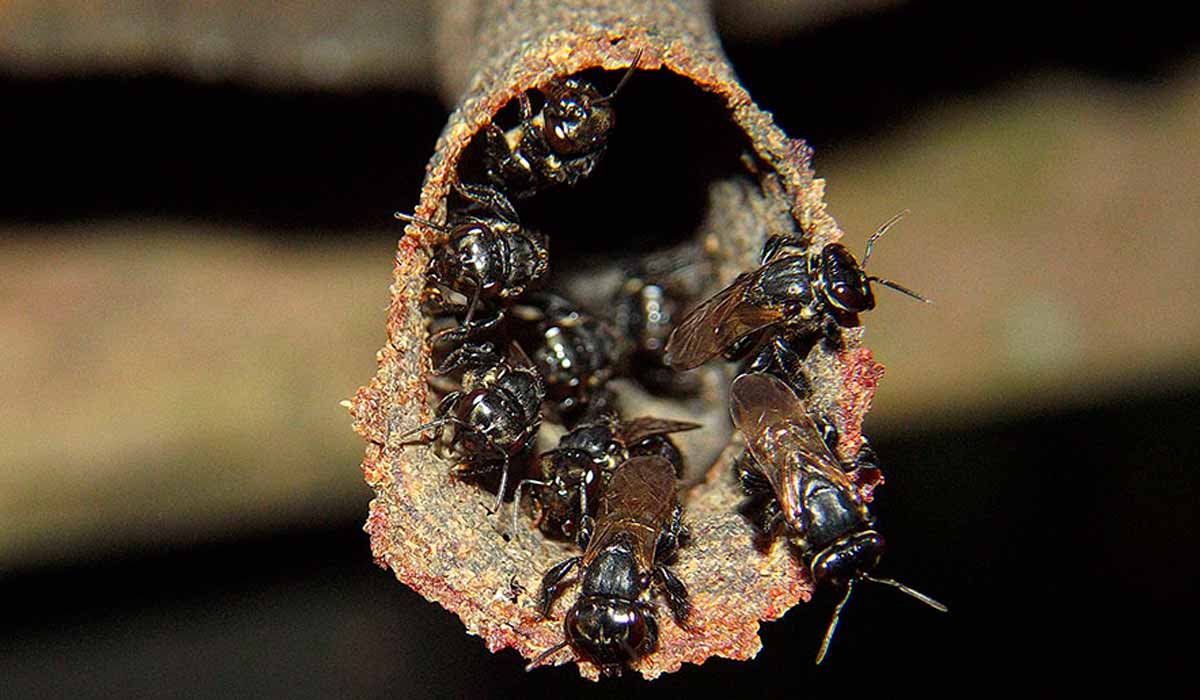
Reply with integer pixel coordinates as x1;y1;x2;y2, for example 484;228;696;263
348;0;883;679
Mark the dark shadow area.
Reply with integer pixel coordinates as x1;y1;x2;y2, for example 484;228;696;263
722;1;1200;155
2;4;1197;237
0;72;445;235
455;68;752;260
4;389;1193;695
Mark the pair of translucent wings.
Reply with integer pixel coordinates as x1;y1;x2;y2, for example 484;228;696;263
663;273;785;371
729;372;856;511
586;455;679;568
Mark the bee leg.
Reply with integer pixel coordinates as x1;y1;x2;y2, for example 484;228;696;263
429;322;470;347
434;342;502;376
746;335;812;394
432;391;461;418
516;92;535;122
734;452;771;497
757;503;785;538
653;564;691;629
511;478;548;539
429;306;506;347
515;119;558;186
760;234;807;264
513;90;557;186
421;285;476;320
769;336;812;395
821;315;845;352
575;514;594;550
854;438;881;471
445;419;509;505
482;123;535;194
536;556;581;617
481;121;515;168
452;181;520;223
654;503;686;560
426;371;462;396
449;456;506;514
723;331;762;363
810;407;841;454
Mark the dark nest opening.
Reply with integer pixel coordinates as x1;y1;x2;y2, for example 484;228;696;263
451;67;766;482
496;69;753;257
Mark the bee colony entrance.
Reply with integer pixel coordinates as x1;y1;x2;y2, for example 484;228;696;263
351;37;882;680
451;69;779;481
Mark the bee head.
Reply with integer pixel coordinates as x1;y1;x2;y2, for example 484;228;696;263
543;79;615;157
820;244;876;314
433;224;503;295
564;595;658;670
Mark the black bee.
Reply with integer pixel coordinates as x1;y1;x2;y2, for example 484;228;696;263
527;455;690;675
664;213;929;384
510;292;625;426
481;51;642;199
395;183;549;345
512;414;699;541
613;274;700;397
396;342;544;514
729;372;946;664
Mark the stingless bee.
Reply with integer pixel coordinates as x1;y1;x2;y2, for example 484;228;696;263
664;213;929;385
729;371;946;663
527;455;690;676
481;50;643;199
512;414;699;541
396;342;544;514
613;273;701;397
395;183;549;346
510;292;625;426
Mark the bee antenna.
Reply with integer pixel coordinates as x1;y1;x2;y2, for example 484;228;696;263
861;208;910;269
394;211;449;233
862;574;948;612
461;281;483;327
525;639;573;672
867;276;933;304
595;48;643;104
815;580;855;664
393;417;455;444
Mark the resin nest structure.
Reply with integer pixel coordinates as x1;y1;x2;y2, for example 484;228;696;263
348;0;891;680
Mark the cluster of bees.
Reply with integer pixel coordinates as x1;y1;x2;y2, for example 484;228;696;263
395;53;945;676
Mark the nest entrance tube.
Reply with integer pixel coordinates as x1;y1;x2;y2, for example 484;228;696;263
349;0;887;679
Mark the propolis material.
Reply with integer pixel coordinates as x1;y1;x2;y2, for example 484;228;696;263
348;0;886;679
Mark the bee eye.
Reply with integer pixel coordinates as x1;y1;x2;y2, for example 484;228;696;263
829;281;866;311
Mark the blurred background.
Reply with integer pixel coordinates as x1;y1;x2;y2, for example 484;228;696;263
2;0;1196;695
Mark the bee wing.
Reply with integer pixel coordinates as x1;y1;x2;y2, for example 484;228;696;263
664;274;784;371
618;417;702;445
730;373;853;523
598;456;677;526
595;455;679;569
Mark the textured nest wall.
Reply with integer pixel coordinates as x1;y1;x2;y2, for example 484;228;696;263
347;0;885;680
